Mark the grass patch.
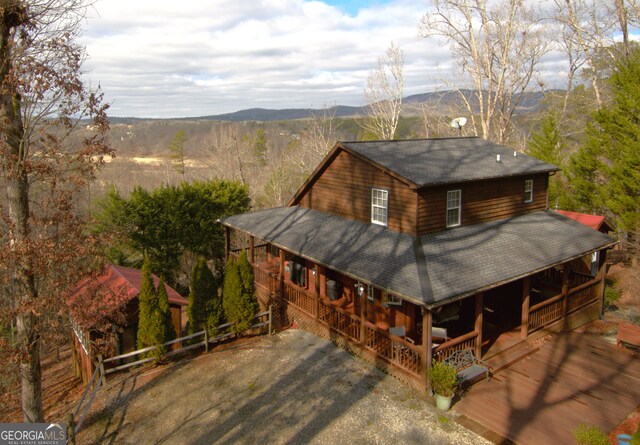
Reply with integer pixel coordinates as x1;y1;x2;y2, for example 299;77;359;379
437;415;450;424
604;278;621;307
572;424;609;445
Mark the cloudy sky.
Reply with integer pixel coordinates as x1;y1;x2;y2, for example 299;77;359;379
80;0;462;118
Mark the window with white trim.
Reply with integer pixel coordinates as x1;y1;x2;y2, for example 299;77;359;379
367;284;375;302
371;188;388;226
524;179;533;203
382;290;402;306
446;189;461;228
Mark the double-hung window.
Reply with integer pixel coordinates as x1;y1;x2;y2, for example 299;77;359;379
367;284;374;302
371;188;388;226
446;189;461;228
524;179;533;203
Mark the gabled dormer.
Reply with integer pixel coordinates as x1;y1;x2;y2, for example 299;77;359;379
289;138;559;236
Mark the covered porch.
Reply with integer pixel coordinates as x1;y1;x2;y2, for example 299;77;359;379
227;231;609;389
219;207;616;389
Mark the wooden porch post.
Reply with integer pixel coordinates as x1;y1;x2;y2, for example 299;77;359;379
359;287;367;345
278;249;285;299
249;236;255;264
224;226;231;260
475;293;484;358
596;249;608;316
561;265;570;323
421;308;432;391
521;276;531;339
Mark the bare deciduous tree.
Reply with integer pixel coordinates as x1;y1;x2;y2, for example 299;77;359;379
205;123;252;185
552;0;618;107
419;0;549;144
0;0;112;422
360;42;404;140
290;104;339;174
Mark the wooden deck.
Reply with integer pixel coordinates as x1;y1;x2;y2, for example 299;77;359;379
455;332;640;445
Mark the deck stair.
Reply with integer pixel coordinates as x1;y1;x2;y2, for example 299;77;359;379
484;340;539;375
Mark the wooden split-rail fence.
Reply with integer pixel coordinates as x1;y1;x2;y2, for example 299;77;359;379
67;308;272;442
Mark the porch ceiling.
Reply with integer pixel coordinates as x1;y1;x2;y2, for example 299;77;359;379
219;208;616;307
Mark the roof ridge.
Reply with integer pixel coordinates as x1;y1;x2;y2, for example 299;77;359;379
339;136;479;144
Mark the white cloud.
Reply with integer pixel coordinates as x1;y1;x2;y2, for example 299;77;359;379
79;0;448;117
80;0;564;118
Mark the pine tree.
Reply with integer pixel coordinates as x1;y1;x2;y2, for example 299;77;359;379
526;113;569;209
137;258;157;351
168;130;187;176
254;128;268;165
576;49;640;237
223;251;259;333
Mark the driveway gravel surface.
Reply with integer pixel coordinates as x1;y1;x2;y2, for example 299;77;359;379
80;329;490;444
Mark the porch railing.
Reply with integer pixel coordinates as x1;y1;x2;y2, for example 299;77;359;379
432;330;478;363
319;304;360;342
255;263;424;378
253;264;279;294
283;282;317;318
364;321;422;377
528;278;600;333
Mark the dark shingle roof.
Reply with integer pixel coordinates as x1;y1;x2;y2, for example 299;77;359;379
341;138;559;186
220;207;615;307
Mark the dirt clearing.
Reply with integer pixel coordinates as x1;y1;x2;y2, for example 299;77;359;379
78;329;489;444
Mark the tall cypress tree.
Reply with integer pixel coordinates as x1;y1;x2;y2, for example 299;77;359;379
156;276;177;355
137;258;157;351
206;265;226;333
223;251;259;333
188;257;221;333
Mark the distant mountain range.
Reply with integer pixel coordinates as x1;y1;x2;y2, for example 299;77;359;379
109;89;553;124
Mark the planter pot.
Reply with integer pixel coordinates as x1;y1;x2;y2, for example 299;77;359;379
435;393;454;411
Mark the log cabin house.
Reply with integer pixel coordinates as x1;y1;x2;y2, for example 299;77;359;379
69;264;188;382
219;137;617;389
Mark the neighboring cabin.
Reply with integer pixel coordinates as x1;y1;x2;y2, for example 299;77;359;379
220;137;616;389
69;264;188;382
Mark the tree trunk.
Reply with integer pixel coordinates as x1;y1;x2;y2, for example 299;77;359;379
1;3;44;423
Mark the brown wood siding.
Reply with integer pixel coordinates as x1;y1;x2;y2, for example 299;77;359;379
297;150;418;235
417;174;548;234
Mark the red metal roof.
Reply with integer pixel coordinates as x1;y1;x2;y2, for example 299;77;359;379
109;265;188;306
68;264;188;330
554;210;611;232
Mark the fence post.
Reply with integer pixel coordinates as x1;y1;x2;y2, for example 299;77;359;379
268;305;273;335
66;412;75;445
204;329;209;353
98;355;107;388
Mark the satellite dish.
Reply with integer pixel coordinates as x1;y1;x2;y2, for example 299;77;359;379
449;117;467;132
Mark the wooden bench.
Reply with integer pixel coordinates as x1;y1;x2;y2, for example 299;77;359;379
617;322;640;350
443;349;491;389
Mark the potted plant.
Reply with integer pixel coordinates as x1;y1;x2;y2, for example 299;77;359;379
428;359;458;411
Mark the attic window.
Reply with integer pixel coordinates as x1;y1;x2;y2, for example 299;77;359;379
446;189;461;228
371;188;388;226
524;179;533;203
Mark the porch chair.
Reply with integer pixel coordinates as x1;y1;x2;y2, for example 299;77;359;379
389;326;415;344
432;326;448;347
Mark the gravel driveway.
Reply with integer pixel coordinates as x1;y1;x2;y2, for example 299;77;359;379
80;329;489;444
